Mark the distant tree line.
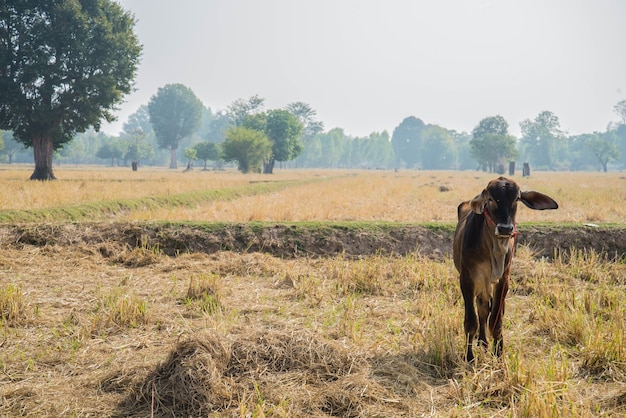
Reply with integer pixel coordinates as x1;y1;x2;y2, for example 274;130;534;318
2;93;625;173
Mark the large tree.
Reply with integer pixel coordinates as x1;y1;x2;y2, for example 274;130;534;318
470;115;518;172
421;125;456;169
263;109;303;173
519;110;565;169
391;116;425;169
0;0;141;180
148;84;203;169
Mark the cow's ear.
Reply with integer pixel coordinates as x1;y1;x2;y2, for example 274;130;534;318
520;191;559;210
470;191;486;214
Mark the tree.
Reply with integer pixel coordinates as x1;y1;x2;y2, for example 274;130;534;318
148;84;203;169
421;125;456;169
450;130;474;170
366;131;393;168
0;1;141;180
96;140;125;166
391;116;425;168
263;109;303;173
587;132;621;172
302;128;345;168
221;127;272;173
203;110;231;143
470;116;518;172
123;105;154;137
567;133;597;170
183;147;197;170
614;99;626;125
286;102;323;168
194;141;220;170
519;111;565;169
122;129;154;168
1;131;25;164
286;102;324;139
241;112;267;132
227;95;264;127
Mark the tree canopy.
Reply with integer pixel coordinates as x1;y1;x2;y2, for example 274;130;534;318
421;125;456;169
194;141;221;170
228;95;265;127
148;83;203;169
391;116;425;168
586;132;621;172
286;102;324;139
0;0;141;179
520;111;565;169
263;109;303;173
221;127;272;173
470;116;518;172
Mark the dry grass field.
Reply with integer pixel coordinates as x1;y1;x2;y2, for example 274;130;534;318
0;166;625;417
1;166;625;223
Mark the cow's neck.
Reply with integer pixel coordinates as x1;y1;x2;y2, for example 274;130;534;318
488;230;511;283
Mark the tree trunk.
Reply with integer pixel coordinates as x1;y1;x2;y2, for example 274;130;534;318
169;146;178;169
30;135;56;180
263;158;275;174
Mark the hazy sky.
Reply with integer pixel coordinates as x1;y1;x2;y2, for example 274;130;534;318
103;0;626;138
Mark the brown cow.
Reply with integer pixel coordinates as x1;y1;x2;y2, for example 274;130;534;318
453;177;558;362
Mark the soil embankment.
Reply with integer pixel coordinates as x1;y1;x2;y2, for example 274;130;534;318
1;222;624;259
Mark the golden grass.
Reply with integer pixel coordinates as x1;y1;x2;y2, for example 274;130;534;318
0;284;26;326
0;166;315;211
0;243;624;416
1;166;625;223
0;167;625;416
127;170;626;223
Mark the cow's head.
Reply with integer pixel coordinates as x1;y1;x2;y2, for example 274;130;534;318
470;177;558;238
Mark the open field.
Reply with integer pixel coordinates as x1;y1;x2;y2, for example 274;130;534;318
1;166;625;223
0;167;625;416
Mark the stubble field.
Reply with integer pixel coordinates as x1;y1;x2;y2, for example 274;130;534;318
0;166;624;417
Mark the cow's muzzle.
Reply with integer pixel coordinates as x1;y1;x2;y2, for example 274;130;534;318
495;223;515;238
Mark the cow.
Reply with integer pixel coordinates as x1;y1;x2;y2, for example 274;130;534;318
453;177;558;362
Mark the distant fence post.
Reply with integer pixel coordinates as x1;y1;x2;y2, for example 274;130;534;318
509;161;515;176
132;161;138;171
522;163;530;177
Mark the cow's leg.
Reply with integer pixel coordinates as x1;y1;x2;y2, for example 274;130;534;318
460;273;477;362
490;277;509;357
477;294;490;350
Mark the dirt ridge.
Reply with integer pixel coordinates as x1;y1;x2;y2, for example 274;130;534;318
1;222;624;259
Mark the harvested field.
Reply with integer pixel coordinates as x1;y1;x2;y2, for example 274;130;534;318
0;168;625;416
1;223;625;416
